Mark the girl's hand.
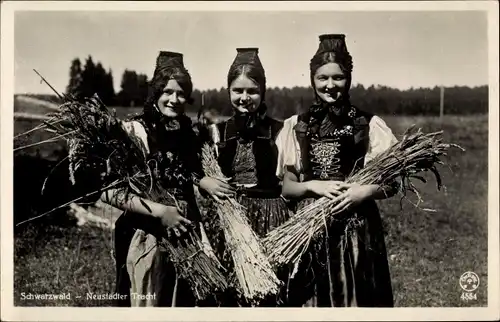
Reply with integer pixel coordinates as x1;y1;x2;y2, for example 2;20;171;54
199;176;236;202
330;183;378;213
305;180;350;199
155;205;193;238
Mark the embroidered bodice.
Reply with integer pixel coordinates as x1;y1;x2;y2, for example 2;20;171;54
215;113;283;189
275;106;398;183
297;106;372;181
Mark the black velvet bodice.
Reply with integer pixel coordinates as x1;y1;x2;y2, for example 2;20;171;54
294;105;373;182
215;114;283;191
134;114;203;207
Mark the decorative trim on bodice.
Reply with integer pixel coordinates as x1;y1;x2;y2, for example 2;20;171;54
294;105;373;182
231;141;258;185
310;139;341;180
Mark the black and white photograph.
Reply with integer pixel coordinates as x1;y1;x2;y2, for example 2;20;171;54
1;1;499;321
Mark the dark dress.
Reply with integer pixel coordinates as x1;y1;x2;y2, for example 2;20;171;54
113;114;204;307
282;104;395;307
202;110;292;306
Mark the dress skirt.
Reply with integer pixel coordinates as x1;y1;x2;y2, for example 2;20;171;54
113;202;198;307
284;198;394;307
202;192;292;306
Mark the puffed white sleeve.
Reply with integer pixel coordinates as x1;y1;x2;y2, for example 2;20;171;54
275;115;302;179
365;116;398;164
121;120;150;156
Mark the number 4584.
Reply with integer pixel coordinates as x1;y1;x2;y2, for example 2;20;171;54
461;292;477;301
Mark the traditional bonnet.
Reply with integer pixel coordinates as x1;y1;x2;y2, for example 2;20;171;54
153;51;188;78
230;48;264;72
227;48;267;97
311;34;353;74
147;50;194;106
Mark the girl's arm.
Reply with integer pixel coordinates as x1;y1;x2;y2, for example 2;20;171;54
194;121;236;201
282;168;310;199
100;188;164;217
100;189;193;234
282;166;348;200
351;183;398;201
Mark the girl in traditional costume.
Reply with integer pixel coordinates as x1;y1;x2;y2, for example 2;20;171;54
199;48;291;306
276;34;398;307
102;51;205;307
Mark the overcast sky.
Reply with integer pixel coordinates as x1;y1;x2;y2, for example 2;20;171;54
14;10;488;94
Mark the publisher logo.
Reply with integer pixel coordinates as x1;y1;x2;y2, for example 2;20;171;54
459;271;480;292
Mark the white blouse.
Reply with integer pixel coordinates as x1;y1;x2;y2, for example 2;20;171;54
121;120;150;155
275;115;398;179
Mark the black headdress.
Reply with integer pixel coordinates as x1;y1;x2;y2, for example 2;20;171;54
227;47;267;100
312;34;353;73
229;48;264;71
153;51;187;78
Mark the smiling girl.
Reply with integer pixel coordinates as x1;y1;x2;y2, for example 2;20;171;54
199;48;291;306
275;34;398;307
101;51;204;307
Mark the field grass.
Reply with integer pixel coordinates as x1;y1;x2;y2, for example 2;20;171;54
14;222;116;307
378;114;488;307
12;106;489;307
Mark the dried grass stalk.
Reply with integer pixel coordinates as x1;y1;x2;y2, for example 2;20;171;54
201;143;282;303
262;126;465;268
159;230;228;300
39;92;228;301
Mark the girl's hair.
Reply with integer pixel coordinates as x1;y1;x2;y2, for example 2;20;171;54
227;48;267;101
145;67;193;108
227;64;266;101
309;34;353;100
310;51;353;84
142;51;194;122
143;68;193;123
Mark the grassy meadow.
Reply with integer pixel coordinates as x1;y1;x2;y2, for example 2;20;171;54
12;97;488;307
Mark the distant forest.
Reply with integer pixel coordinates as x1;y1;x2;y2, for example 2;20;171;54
19;55;489;120
190;85;489;120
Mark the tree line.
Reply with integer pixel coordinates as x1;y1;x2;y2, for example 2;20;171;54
61;56;489;118
190;85;488;120
66;56;149;107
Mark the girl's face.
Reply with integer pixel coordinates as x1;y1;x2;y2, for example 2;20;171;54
313;62;348;104
157;79;187;117
229;74;262;113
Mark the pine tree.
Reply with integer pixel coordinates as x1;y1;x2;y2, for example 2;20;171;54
104;69;116;106
66;58;84;99
136;74;149;107
81;55;96;98
94;62;107;101
118;70;139;107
